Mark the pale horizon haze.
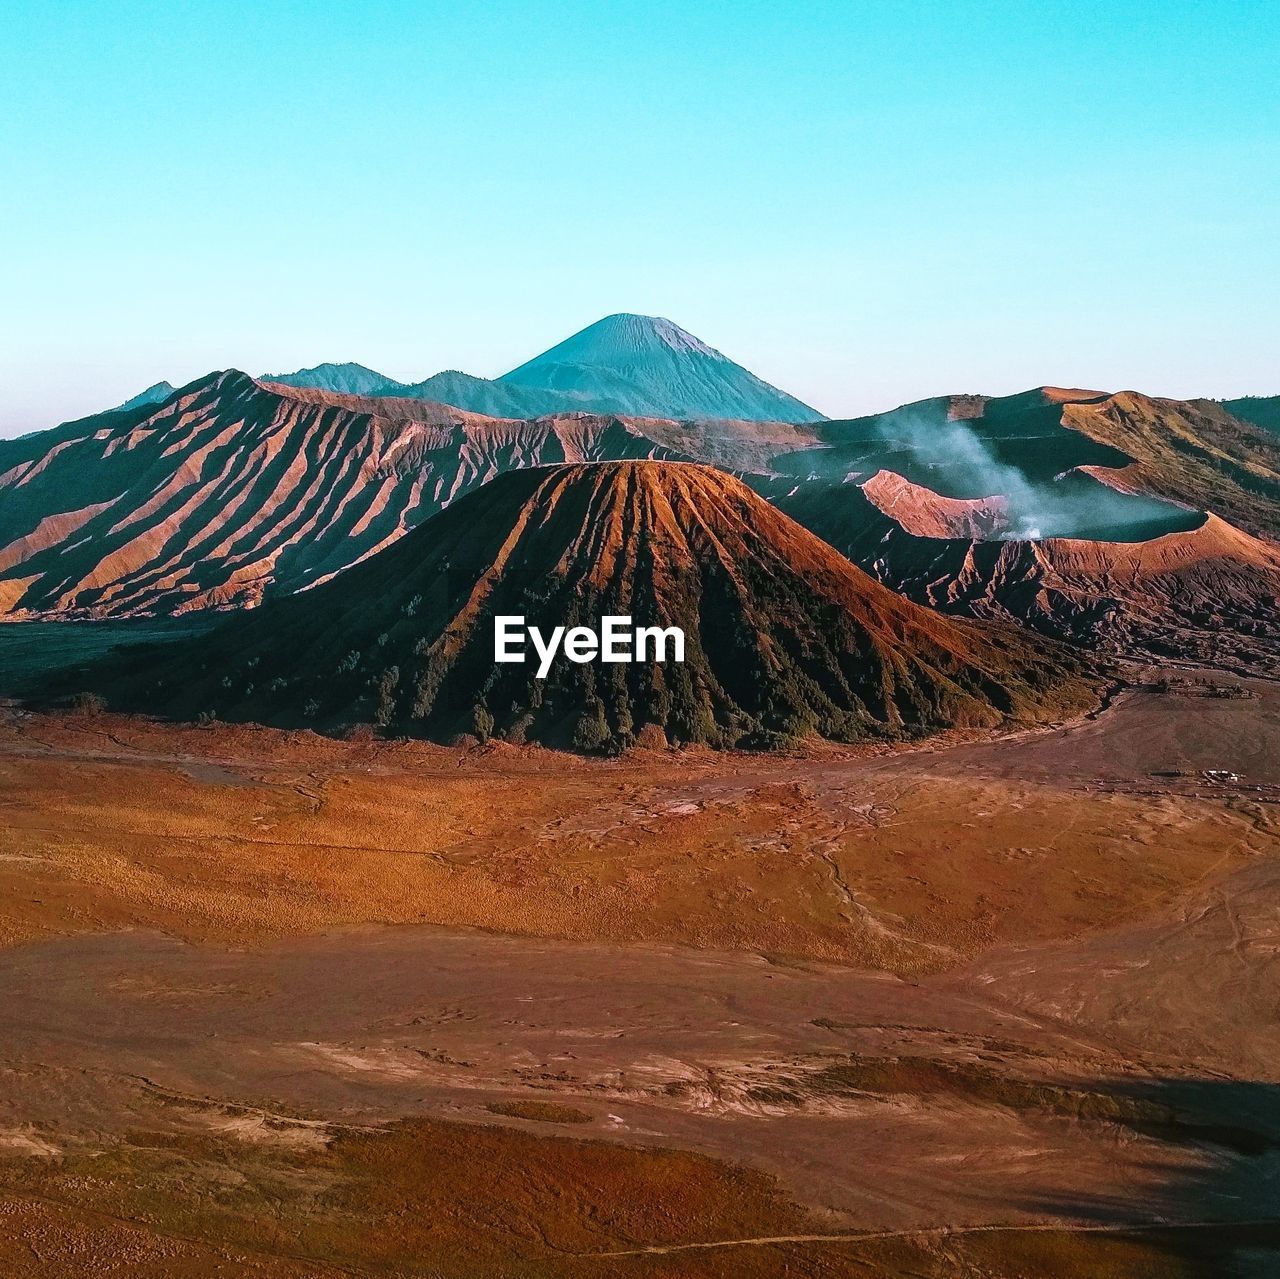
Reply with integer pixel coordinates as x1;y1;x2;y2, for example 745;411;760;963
2;0;1277;437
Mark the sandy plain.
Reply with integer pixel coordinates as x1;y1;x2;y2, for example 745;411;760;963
1;643;1279;1276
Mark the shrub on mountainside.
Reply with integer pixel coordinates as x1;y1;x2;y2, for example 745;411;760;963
571;697;612;753
374;667;400;727
473;703;495;742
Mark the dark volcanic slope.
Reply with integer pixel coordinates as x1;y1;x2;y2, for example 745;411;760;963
0;374;814;619
1220;396;1280;435
79;463;1095;751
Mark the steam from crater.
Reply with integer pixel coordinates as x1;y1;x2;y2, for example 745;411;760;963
867;415;1195;542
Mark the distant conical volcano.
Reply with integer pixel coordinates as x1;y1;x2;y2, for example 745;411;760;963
504;313;732;370
76;462;1095;751
497;314;822;423
260;314;824;424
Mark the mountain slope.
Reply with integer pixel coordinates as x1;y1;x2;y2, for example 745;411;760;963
1060;392;1280;540
1220;396;1280;435
499;314;823;423
394;370;589;419
770;471;1280;673
263;315;824;423
773;385;1280;542
773;388;1202;539
264;362;404;398
8;367;1276;652
0;375;816;619
751;367;1280;679
71;461;1094;749
859;470;1011;539
0;373;693;618
109;381;177;413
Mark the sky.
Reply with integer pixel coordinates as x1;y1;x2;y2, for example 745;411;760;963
1;0;1277;436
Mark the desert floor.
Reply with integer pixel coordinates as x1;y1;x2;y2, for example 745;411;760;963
2;633;1279;1275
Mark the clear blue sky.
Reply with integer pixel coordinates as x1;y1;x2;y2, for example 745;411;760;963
2;0;1277;435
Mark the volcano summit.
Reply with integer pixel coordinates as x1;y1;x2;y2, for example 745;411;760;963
71;461;1096;751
